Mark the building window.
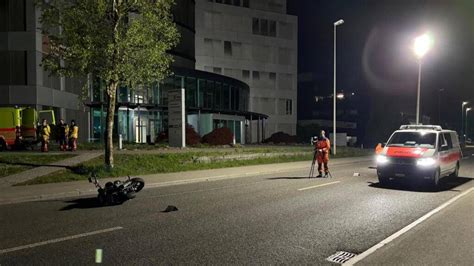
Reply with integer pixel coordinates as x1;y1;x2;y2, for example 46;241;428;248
242;70;250;79
216;0;222;3
0;0;27;32
243;0;249;7
260;19;268;36
224;0;232;4
269;21;276;37
233;0;241;6
269;72;276;80
286;99;292;115
252;71;260;80
0;51;27;85
252;18;277;37
213;67;222;74
224;41;232;56
252;18;259;34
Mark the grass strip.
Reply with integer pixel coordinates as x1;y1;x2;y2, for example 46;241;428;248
17;147;371;185
0;154;76;178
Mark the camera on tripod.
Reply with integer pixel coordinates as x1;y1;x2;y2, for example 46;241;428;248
311;136;318;146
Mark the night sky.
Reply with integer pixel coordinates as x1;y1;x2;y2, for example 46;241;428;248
288;0;474;144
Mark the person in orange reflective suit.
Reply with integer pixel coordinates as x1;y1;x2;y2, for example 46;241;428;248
315;130;331;177
375;143;383;155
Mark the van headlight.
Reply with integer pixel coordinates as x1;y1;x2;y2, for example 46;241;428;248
376;155;389;164
416;157;437;167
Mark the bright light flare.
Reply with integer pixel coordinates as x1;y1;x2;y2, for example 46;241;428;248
463;101;469;106
467;107;472;112
376;155;389;164
413;33;434;59
336;93;345;99
416;157;437;167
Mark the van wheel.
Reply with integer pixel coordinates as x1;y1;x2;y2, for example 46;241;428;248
378;175;389;186
450;162;460;178
431;168;440;188
0;139;6;151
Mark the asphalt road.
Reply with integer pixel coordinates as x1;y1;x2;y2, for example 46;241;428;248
0;157;473;265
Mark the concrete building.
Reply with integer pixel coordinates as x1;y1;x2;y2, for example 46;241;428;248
1;0;267;145
0;0;88;141
195;0;298;142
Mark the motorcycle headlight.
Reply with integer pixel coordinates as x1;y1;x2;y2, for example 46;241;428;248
376;155;389;164
416;157;437;167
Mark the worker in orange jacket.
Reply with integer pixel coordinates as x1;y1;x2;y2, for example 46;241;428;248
315;130;331;177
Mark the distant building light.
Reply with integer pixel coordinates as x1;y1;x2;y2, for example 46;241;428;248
336;93;345;99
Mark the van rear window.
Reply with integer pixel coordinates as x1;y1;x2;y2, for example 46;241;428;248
387;132;436;148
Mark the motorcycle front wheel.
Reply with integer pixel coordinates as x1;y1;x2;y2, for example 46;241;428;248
130;178;145;192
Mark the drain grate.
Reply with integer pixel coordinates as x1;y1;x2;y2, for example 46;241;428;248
326;251;357;264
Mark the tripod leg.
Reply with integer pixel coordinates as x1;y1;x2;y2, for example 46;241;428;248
309;151;316;178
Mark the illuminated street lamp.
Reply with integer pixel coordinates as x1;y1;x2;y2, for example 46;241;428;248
333;18;344;155
466;107;472;137
413;32;434;124
462;101;469;135
336;93;345;99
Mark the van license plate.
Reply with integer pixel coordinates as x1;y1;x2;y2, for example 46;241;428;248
395;173;405;177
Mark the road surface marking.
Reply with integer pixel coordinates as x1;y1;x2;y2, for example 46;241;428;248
0;227;123;255
343;186;474;265
96;249;103;263
298;181;341;191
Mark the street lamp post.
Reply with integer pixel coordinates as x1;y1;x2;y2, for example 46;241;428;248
462;101;468;136
333;19;344;155
438;89;444;124
466;107;472;138
413;32;434;124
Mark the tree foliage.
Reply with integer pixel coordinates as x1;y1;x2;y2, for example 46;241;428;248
36;0;180;167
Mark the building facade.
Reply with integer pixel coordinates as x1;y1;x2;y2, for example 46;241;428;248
1;0;268;145
195;0;298;142
0;0;88;141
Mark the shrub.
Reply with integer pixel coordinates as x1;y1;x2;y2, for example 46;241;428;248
263;131;297;144
202;127;234;145
186;124;201;145
155;131;168;143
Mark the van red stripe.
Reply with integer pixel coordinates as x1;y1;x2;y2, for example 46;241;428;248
0;128;16;132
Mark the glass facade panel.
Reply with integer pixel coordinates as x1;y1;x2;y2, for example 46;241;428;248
186;77;197;107
198;79;205;108
223;84;230;110
214;82;222;110
90;69;251;143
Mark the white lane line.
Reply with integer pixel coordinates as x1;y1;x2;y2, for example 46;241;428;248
0;226;123;255
343;186;474;266
298;181;341;191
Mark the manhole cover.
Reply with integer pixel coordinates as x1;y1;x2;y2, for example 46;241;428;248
326;251;357;264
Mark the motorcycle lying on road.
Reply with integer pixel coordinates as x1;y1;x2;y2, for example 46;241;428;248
88;174;145;205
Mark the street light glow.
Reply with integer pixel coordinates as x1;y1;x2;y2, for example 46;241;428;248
463;101;469;106
413;32;434;59
468;107;472;112
336;93;345;99
334;19;344;26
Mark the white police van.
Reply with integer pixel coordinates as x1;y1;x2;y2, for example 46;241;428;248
376;125;462;187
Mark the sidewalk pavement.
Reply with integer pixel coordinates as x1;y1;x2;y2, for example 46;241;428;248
0;156;372;205
0;151;102;188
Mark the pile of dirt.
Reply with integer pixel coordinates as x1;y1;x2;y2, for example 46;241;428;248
263;131;297;144
202;127;234;145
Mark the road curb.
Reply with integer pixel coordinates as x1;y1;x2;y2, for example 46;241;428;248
0;158;372;205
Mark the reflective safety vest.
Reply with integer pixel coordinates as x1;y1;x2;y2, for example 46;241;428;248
69;125;78;139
